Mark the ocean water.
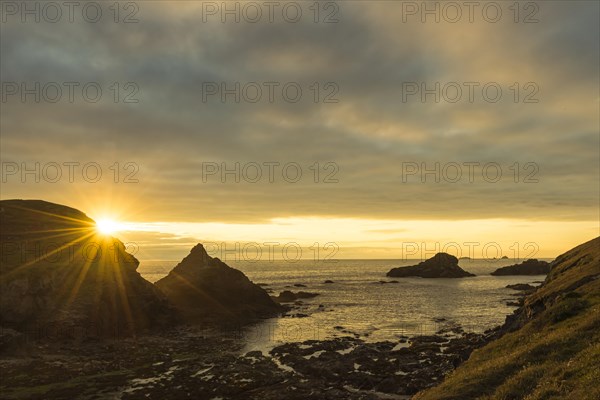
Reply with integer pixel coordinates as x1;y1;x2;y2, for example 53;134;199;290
138;259;549;352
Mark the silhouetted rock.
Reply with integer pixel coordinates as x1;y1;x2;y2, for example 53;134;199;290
324;280;335;284
501;256;509;259
387;253;475;278
506;283;537;291
155;244;283;323
0;200;175;339
491;259;550;276
272;290;320;303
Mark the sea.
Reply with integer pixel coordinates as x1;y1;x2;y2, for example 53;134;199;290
137;259;549;353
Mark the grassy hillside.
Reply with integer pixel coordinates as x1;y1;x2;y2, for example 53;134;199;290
415;237;600;400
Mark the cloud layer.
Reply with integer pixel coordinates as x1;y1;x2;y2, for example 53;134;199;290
2;1;598;232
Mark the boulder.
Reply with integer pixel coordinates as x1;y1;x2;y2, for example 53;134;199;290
272;290;320;303
506;283;537;291
155;244;283;323
387;253;475;278
491;259;551;276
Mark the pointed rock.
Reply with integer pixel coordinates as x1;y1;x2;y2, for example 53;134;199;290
155;244;283;324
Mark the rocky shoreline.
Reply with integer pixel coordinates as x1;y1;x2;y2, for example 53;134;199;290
0;319;493;400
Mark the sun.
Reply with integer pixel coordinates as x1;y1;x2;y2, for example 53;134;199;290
95;219;122;235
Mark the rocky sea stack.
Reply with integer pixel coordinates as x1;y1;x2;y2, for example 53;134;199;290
156;244;283;324
491;259;551;276
387;253;475;278
0;200;175;339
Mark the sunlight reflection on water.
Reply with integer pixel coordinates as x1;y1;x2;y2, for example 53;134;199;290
138;259;549;352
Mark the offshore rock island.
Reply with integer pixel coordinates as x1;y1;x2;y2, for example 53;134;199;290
386;253;476;278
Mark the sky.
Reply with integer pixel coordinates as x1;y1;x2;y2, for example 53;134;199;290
1;1;599;260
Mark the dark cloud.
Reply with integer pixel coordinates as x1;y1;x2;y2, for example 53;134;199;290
1;1;598;225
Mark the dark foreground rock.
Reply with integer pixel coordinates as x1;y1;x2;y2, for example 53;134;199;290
0;200;176;338
0;324;489;400
387;253;475;278
156;244;283;324
267;329;489;397
491;259;550;276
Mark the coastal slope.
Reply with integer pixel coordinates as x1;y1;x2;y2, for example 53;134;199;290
414;236;600;400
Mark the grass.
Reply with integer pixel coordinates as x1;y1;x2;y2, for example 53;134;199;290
415;237;600;400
